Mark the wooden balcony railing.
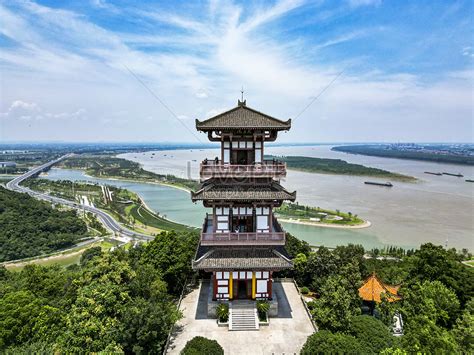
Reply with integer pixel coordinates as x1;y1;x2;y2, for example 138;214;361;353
200;214;286;246
200;232;286;245
200;159;286;179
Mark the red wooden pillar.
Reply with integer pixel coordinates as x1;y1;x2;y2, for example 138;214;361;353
213;271;218;300
268;271;273;300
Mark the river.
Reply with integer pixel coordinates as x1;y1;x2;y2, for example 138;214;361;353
117;145;474;251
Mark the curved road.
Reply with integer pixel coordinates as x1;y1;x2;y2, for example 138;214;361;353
5;154;153;241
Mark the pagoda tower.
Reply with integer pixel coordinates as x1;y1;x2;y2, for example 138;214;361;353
192;99;295;302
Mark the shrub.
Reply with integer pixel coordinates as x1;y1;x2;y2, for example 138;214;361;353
181;336;223;355
256;300;270;321
301;330;364;354
348;315;393;353
300;286;310;294
216;303;229;323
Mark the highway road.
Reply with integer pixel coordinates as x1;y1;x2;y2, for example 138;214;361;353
5;154;153;241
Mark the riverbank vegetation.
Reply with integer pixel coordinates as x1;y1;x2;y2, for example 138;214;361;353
283;237;474;353
23;178;195;234
0;230;199;353
275;202;365;226
0;187;88;262
332;145;474;165
267;155;416;181
59;155;199;190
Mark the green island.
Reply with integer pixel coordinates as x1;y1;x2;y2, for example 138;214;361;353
23;178;194;235
275;202;366;227
58;155;199;191
268;155;416;181
332;144;474;165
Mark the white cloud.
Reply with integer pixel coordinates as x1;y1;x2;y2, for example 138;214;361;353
347;0;382;7
0;1;472;143
195;90;209;99
1;100;86;122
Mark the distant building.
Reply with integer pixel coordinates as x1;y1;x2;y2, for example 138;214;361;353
359;272;401;303
0;162;16;168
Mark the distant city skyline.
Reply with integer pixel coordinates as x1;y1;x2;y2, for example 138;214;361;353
1;0;473;143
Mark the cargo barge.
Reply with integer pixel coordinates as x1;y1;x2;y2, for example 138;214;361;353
364;181;393;187
442;172;464;177
466;179;474;183
424;171;442;176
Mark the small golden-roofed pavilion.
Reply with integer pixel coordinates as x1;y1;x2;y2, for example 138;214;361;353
359;272;401;303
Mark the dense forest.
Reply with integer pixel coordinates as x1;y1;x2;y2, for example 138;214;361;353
0;187;87;262
267;155;415;181
59;155;199;190
285;238;474;353
0;230;199;353
332;145;474;165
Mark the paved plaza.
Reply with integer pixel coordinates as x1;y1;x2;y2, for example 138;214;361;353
167;280;315;354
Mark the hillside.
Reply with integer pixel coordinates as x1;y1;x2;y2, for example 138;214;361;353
0;187;88;262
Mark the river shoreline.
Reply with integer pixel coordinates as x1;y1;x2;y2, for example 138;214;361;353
278;217;372;229
49;168;376;232
82;173;193;193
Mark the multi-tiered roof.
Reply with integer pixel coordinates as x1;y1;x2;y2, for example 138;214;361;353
191;100;295;275
195;100;291;133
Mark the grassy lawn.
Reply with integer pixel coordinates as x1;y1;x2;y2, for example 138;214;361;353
129;204;196;233
4;239;124;272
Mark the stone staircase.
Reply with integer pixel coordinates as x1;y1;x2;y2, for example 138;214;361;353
229;300;259;331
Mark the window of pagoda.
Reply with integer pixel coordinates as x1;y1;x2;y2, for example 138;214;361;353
211;203;274;233
219;133;266;165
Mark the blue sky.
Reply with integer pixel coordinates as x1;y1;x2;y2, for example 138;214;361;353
0;0;473;143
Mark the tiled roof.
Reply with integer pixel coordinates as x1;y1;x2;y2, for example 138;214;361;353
196;101;291;131
358;273;401;303
193;245;293;270
191;180;296;202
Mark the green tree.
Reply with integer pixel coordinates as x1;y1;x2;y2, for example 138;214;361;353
451;304;474;353
293;253;309;285
401;280;460;328
408;243;474;306
56;254;135;352
301;330;364;354
348;315;393;353
140;231;198;295
400;316;459;353
285;232;311;258
307;247;338;292
80;246;102;266
0;291;63;350
310;275;361;332
181;336;224;355
336;260;363;309
119;297;180;354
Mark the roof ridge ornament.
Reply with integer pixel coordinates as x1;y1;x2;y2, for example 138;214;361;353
238;86;246;106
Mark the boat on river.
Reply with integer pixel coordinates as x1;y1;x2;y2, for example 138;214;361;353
442;172;464;177
424;171;442;176
364;181;393;187
466;179;474;183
